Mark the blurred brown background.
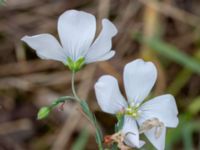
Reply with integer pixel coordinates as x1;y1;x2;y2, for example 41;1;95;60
0;0;200;149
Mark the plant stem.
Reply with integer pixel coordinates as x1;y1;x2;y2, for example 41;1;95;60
71;71;81;101
50;96;76;108
71;72;103;150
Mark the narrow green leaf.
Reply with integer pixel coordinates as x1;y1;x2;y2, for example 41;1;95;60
80;101;92;118
95;132;103;149
80;101;103;149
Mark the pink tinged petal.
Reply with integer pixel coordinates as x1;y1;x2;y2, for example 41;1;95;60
58;10;96;61
138;94;179;128
122;116;142;148
144;127;166;150
123;59;157;104
85;19;117;63
94;75;127;114
21;34;66;63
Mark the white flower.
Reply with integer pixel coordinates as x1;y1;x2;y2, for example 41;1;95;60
94;59;179;150
21;10;117;71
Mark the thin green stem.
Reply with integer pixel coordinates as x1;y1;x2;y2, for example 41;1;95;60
50;96;76;109
71;71;81;101
71;72;103;150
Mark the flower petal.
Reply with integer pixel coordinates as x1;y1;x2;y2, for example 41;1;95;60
85;19;117;63
21;34;66;63
94;75;127;114
123;59;157;104
122;116;142;148
58;10;96;61
144;126;166;150
86;50;115;63
138;94;179;128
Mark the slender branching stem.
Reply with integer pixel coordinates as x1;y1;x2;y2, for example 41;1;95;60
71;71;81;102
49;96;77;109
71;71;103;150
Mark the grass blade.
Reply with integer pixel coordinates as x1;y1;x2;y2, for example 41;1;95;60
135;34;200;74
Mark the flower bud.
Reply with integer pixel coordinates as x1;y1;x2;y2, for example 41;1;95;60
37;107;50;120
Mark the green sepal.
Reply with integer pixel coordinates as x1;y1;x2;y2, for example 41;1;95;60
66;57;85;72
115;114;124;132
37;107;51;120
75;57;85;71
66;57;74;71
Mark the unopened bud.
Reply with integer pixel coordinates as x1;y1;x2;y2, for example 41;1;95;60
37;107;50;120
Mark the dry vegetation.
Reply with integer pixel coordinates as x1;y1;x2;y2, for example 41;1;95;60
0;0;200;149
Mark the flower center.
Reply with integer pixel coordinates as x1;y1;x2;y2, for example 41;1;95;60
125;102;141;119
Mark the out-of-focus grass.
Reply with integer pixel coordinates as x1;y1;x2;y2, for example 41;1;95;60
167;96;200;149
71;128;89;150
188;96;200;115
167;50;200;95
166;114;200;150
166;97;200;150
134;34;200;74
0;0;6;5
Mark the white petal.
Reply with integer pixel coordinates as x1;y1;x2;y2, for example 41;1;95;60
85;19;117;63
94;75;127;114
124;59;157;104
86;50;115;63
122;116;141;148
21;34;66;63
58;10;96;61
145;127;166;150
138;94;179;128
138;141;146;148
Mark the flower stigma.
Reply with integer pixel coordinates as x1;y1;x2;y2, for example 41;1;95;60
125;102;141;119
